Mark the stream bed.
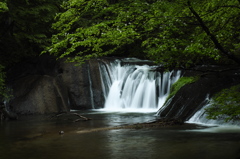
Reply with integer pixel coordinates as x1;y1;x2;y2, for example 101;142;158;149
1;110;240;159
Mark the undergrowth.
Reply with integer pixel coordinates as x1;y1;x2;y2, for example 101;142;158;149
205;84;240;122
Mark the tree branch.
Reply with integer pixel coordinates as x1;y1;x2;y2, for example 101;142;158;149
53;112;92;122
187;1;240;65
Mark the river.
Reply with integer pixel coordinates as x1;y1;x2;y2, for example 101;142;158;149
1;110;240;159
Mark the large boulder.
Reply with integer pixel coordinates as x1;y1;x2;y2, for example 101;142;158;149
7;55;106;114
10;75;69;114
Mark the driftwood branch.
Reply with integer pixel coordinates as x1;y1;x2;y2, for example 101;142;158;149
53;112;92;122
70;113;92;122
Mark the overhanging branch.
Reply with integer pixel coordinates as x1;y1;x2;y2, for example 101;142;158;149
187;1;240;65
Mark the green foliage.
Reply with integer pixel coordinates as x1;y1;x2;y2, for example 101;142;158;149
205;84;240;122
166;76;199;101
0;1;8;12
45;0;240;66
0;65;5;97
144;0;240;67
7;0;62;46
0;65;12;102
44;0;146;63
0;0;64;66
0;0;64;99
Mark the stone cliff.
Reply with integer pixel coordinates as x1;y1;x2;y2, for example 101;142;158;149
7;55;105;115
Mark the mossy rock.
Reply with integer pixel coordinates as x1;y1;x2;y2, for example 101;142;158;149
166;76;199;102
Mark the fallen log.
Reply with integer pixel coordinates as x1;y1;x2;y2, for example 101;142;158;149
76;118;184;134
51;112;92;122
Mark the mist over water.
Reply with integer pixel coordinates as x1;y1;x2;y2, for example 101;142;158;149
99;59;181;112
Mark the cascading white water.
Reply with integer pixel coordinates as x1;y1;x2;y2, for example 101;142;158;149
187;102;240;132
188;95;240;127
99;59;181;112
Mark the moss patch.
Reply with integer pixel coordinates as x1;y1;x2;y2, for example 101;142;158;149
166;76;199;102
205;84;240;122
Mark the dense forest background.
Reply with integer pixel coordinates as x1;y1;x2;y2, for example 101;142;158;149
1;0;240;120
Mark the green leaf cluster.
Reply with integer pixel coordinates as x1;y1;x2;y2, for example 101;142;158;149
205;84;240;122
45;0;147;63
0;1;8;13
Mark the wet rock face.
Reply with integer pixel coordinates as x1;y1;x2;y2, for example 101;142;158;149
59;61;91;110
7;55;105;115
10;75;69;114
157;66;240;121
59;59;104;110
88;59;105;108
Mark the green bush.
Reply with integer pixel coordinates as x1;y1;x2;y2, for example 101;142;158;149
0;65;6;101
0;65;12;102
205;84;240;122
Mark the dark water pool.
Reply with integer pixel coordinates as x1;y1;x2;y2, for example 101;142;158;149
1;110;240;159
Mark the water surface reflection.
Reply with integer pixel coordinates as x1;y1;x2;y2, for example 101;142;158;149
1;111;240;159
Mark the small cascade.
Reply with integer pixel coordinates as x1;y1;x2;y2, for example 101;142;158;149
188;104;222;125
188;96;240;126
99;59;181;112
87;65;95;109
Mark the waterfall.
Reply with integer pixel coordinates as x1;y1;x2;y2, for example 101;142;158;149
99;59;181;112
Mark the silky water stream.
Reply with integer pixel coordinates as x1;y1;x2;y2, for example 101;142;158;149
1;59;240;159
99;59;181;112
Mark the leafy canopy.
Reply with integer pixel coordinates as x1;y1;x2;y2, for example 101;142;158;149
0;0;64;67
46;0;240;67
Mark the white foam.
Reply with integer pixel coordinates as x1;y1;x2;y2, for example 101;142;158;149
99;59;181;112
